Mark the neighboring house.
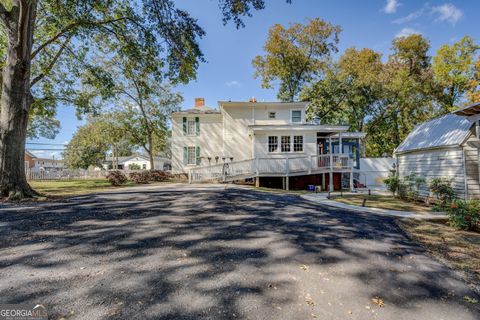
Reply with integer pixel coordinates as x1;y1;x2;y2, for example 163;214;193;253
25;150;64;172
171;98;367;190
103;154;171;171
394;109;480;200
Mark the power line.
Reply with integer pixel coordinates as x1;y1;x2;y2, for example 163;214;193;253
26;142;66;146
26;148;65;151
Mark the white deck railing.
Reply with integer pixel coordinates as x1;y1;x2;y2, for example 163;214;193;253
189;154;353;183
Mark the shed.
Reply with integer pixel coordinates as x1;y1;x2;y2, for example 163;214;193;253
394;113;480;199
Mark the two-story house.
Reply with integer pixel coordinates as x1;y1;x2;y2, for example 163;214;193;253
171;98;365;191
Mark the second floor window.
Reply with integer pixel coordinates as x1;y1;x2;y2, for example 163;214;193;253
291;110;302;123
187;119;196;135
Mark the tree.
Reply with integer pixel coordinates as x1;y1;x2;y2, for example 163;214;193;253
433;36;480;112
253;18;341;102
113;83;182;170
366;34;435;156
64;119;110;169
0;0;278;199
64;115;132;169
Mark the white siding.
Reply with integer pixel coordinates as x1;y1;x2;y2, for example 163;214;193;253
171;113;223;173
397;148;466;198
254;131;316;158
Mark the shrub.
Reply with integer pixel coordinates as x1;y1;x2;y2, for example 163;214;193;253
384;176;400;196
129;171;150;184
430;178;456;207
106;170;128;186
400;174;426;201
149;170;171;182
128;163;141;170
446;199;480;231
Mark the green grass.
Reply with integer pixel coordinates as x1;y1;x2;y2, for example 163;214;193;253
330;194;432;214
30;179;135;197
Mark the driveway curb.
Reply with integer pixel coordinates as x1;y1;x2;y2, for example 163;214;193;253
300;193;447;220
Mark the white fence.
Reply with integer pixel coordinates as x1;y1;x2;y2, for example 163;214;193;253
26;169;108;181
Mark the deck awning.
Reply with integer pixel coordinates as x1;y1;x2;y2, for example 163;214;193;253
453;102;480;116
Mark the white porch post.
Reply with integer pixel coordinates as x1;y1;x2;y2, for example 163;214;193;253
339;132;343;155
188;170;192;184
329;136;334;192
350;168;354;191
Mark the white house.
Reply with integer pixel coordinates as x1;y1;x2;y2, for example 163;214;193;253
103;154;171;171
395;106;480;200
171;98;368;191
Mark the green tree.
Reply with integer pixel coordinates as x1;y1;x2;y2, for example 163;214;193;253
112;81;182;170
0;0;278;199
366;34;435;156
64;118;110;169
433;36;480;112
253;18;341;102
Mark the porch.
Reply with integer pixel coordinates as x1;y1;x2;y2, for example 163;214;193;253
188;153;356;191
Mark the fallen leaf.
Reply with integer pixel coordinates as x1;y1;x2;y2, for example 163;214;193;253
305;293;315;306
464;296;478;304
372;296;385;307
300;264;309;271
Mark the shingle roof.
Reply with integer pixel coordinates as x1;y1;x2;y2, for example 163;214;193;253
395;113;473;154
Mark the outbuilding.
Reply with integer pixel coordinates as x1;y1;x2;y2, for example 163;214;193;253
394;111;480;200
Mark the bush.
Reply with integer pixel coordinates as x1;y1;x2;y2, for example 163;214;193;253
384;176;400;196
430;178;456;207
446;199;480;231
106;170;128;186
149;170;171;182
129;171;150;184
128;163;141;170
400;174;426;201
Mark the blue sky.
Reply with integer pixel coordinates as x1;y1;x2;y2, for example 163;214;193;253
28;0;479;158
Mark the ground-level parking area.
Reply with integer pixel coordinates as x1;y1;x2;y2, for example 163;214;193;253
0;184;479;319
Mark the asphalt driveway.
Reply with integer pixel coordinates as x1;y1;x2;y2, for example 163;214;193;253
0;184;479;319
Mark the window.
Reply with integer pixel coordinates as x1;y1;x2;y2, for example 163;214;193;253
187;119;196;135
268;112;276;119
142;164;147;170
187;146;196;165
268;136;278;152
293;136;303;152
291;110;302;123
281;136;291;152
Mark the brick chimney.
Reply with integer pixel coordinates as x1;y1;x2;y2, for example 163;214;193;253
248;97;257;103
194;97;205;108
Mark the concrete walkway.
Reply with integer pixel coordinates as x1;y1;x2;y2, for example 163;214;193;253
301;193;447;220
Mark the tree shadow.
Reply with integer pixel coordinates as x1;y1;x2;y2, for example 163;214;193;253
0;186;479;319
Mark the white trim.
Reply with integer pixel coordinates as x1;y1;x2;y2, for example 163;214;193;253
186;117;197;136
290;109;303;124
267;134;305;154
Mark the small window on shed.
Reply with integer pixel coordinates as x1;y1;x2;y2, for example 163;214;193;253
268;112;276;119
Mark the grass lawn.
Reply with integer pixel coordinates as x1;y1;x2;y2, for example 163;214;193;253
398;219;480;288
330;194;432;214
29;179;135;197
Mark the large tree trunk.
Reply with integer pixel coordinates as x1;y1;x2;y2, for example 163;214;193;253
0;1;38;199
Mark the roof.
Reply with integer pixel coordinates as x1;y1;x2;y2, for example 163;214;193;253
104;154;170;164
219;101;308;108
171;105;220;115
248;124;349;132
453;102;480;116
25;150;36;158
395;113;473;154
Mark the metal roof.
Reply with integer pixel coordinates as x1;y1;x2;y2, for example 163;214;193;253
453;102;480;116
395;113;473;154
